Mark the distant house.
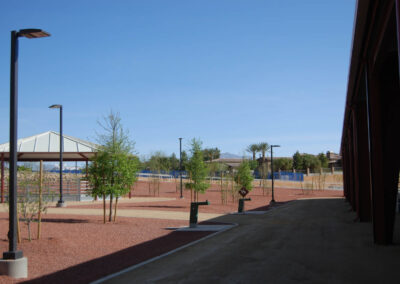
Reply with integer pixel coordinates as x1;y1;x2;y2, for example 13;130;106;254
326;151;341;169
207;158;249;170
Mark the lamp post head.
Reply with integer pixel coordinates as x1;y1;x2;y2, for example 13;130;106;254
18;29;50;39
49;104;62;109
271;145;281;148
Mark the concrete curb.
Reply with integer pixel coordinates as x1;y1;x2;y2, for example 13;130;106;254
176;224;236;231
232;211;269;215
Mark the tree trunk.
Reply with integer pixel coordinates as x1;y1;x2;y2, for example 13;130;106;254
114;197;118;222
28;221;31;242
148;181;151;195
103;194;106;224
109;193;113;222
220;171;223;204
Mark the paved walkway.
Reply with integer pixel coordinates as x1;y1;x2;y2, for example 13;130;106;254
96;198;400;284
45;207;222;221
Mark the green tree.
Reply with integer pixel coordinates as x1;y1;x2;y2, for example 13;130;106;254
169;153;180;171
88;111;139;223
203;147;221;162
293;151;303;170
234;161;254;191
248;160;258;170
17;164;32;172
302;154;321;171
246;144;259;161
181;150;189;171
317;152;329;168
273;158;293;171
147;151;170;172
15;171;51;242
185;138;210;201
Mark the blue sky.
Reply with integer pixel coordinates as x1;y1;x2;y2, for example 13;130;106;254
0;0;356;159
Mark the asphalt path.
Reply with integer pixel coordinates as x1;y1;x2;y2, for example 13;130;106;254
97;198;400;284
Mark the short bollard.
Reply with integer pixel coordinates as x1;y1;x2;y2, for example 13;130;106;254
238;198;251;213
189;200;210;228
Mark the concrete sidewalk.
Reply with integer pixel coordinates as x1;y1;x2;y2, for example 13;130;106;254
0;198;223;222
45;207;222;221
97;198;400;284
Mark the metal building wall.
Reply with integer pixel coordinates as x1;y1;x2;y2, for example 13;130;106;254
341;0;400;244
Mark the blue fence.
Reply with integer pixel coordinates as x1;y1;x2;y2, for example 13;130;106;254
50;169;82;174
138;170;187;179
253;171;303;182
50;169;188;178
50;169;303;182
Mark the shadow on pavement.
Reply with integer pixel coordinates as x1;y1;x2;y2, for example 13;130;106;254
23;230;212;284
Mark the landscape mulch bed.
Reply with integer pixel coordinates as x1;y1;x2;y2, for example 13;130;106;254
0;214;212;284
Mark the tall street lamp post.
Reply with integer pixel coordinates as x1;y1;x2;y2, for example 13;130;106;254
179;138;183;199
270;145;280;204
2;29;50;277
49;104;65;207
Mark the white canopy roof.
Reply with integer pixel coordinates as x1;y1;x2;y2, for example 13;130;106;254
0;131;99;161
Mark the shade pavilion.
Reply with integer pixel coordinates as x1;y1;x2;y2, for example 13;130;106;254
0;131;99;202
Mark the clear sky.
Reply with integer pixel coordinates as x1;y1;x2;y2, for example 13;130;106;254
0;0;356;159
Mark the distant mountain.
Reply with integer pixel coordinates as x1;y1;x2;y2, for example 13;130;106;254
219;152;245;159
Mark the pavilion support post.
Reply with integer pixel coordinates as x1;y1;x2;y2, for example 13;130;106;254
1;154;4;203
85;160;88;189
37;160;43;240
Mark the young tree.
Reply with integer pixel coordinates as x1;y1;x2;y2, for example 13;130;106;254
248;160;258;170
112;153;139;221
88;111;138;223
145;151;170;196
15;170;50;242
234;161;254;191
185;138;210;201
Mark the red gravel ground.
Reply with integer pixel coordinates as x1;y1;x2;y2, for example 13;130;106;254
0;214;210;284
0;180;343;283
70;180;344;214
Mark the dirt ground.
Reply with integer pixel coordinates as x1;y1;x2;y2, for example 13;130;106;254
0;180;342;283
69;180;343;214
0;214;210;284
